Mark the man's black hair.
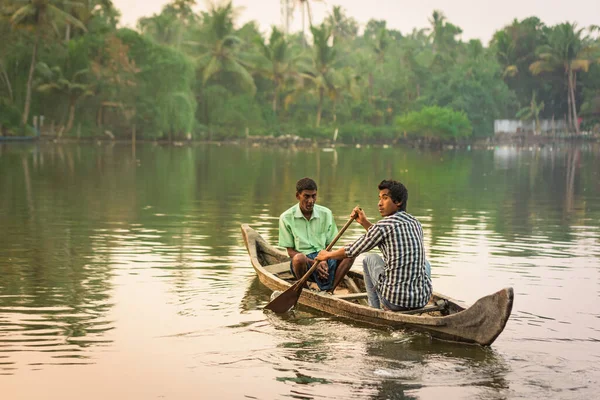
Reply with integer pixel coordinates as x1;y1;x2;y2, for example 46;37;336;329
296;177;317;193
378;180;408;211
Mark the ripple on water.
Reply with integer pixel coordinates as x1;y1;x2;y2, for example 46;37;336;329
0;309;113;373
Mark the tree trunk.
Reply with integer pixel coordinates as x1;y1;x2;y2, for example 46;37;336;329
565;149;579;212
332;99;337;123
272;84;278;113
569;70;580;134
96;105;103;127
368;72;373;104
316;87;324;127
306;1;314;28
65;98;76;133
566;76;572;131
201;87;210;126
22;38;39;126
65;23;71;42
301;6;306;47
0;66;13;101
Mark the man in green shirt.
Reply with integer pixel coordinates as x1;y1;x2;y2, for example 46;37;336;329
279;177;354;291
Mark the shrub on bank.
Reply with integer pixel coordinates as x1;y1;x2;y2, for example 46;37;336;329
336;124;397;143
0;100;36;136
0;100;22;135
395;106;472;140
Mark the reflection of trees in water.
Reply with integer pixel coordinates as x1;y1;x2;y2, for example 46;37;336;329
2;142;599;370
0;145;121;370
565;148;580;213
407;145;600;259
6;142;598;263
494;146;594;246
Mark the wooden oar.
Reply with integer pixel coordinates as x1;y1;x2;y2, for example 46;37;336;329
264;211;357;313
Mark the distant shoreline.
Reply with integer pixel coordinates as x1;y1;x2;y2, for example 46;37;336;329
2;133;598;150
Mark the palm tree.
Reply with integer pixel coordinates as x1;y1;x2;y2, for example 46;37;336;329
9;0;86;126
301;23;337;127
372;25;390;66
255;27;297;113
35;63;93;134
329;66;359;123
325;6;358;45
63;0;119;39
138;12;180;46
0;12;14;102
169;0;196;20
400;38;428;100
427;10;462;55
516;92;545;135
139;0;196;48
190;1;255;94
363;24;389;105
492;29;519;78
292;0;323;45
529;23;598;134
0;59;12;102
491;18;545;78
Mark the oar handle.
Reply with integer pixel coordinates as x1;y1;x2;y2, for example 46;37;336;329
296;209;358;288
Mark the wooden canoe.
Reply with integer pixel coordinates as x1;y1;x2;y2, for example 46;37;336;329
241;224;513;346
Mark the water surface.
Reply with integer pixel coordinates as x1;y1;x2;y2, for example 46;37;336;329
1;142;599;399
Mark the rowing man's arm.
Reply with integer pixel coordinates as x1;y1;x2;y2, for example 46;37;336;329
317;247;346;261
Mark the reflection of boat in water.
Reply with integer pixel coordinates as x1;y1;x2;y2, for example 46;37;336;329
239;275;274;313
241;224;513;346
368;332;504;363
367;334;510;398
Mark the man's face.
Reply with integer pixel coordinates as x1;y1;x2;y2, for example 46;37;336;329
378;189;401;217
297;189;317;214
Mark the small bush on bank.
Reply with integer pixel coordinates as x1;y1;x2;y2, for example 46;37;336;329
0;100;26;136
395;106;472;140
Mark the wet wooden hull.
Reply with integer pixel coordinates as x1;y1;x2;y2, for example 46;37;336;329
241;224;513;346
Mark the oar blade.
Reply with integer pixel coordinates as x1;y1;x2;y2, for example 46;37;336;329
264;284;304;313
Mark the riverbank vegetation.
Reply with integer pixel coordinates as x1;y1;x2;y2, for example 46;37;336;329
1;1;599;143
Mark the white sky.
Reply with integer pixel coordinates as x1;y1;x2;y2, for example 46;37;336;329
113;0;600;44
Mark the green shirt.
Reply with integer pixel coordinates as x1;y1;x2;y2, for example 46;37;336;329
278;204;338;254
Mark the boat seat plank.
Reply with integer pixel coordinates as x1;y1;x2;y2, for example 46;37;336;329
264;261;290;274
335;293;369;300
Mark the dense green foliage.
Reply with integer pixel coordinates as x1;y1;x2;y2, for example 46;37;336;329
0;1;599;140
396;106;472;139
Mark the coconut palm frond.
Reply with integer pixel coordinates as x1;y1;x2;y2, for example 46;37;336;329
223;58;256;95
47;4;87;32
570;59;591;72
9;4;35;26
503;65;519;77
202;57;221;85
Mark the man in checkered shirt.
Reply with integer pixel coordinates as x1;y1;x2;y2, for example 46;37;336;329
318;180;432;310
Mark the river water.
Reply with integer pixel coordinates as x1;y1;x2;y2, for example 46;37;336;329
0;142;599;399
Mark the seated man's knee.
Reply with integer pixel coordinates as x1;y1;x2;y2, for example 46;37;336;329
292;253;308;267
362;253;381;268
